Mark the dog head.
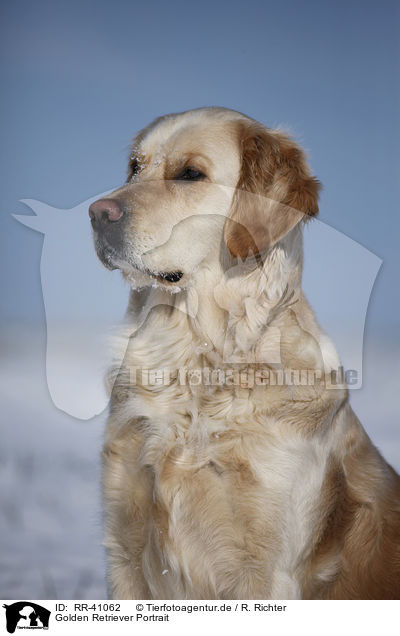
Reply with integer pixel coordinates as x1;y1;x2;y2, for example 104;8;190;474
89;107;320;290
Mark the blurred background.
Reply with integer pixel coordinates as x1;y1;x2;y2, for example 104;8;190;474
0;0;399;599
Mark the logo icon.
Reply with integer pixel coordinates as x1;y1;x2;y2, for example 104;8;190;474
2;602;50;633
14;197;381;417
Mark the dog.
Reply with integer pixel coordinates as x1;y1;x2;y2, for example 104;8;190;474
89;107;400;599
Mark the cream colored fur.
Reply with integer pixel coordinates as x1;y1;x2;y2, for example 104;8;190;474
92;108;400;600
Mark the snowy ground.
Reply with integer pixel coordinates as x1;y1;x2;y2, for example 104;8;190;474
0;326;107;599
0;325;399;600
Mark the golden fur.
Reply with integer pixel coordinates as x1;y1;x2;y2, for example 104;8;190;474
90;107;400;599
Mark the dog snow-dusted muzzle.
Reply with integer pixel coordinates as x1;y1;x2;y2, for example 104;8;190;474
89;188;189;286
88;174;236;290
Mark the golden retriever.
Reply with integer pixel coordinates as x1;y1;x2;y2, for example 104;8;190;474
89;107;400;599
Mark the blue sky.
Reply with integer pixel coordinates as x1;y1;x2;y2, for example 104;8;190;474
0;0;399;334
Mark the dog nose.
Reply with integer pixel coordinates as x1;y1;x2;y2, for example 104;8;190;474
89;198;123;226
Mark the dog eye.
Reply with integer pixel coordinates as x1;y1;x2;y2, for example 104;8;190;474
175;167;206;181
127;156;143;182
129;159;139;177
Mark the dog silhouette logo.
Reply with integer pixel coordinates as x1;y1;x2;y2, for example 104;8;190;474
14;196;381;418
2;602;50;633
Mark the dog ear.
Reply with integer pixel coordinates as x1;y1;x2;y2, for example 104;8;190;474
224;121;321;258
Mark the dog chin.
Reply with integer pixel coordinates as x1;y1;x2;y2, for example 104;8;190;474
120;265;154;289
96;243;185;292
118;262;185;293
94;241;145;282
95;243;119;271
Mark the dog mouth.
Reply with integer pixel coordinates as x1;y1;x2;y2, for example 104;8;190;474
156;271;183;283
124;267;185;290
94;238;184;288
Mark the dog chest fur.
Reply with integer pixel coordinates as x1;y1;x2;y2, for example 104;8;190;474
103;299;343;599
